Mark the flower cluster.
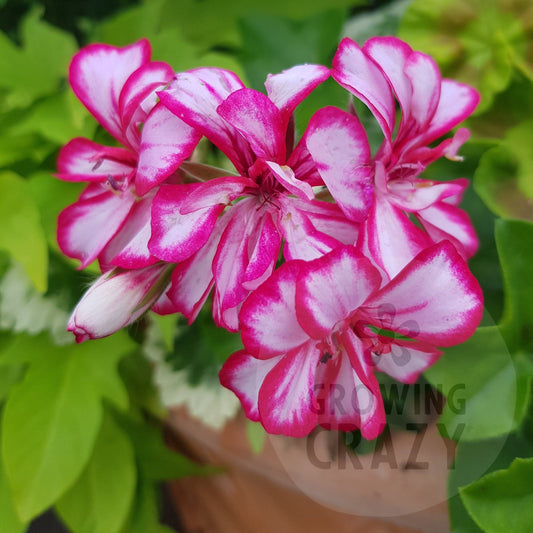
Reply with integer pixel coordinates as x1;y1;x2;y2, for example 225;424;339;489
59;36;483;438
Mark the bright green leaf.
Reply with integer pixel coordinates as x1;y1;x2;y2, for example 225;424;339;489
1;333;133;520
0;441;26;533
0;8;77;108
0;172;48;292
0;365;23;404
495;219;533;350
57;412;136;533
460;457;533;533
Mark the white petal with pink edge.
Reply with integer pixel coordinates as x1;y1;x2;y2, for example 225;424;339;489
295;246;381;339
363;241;483;347
305;106;373;222
258;342;321;437
69;39;150;144
219;351;282;422
135;104;202;196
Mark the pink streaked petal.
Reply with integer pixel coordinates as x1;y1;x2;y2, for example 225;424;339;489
363;241;483;347
69;40;151;144
135;104;202;196
362;193;432;279
406;128;471;167
423;80;480;143
152;289;180;315
149;184;224;263
217;89;285;162
264;161;314;200
259;343;320;437
166;221;224;323
278;202;351;262
316;343;385;438
373;339;441;384
101;192;157;269
220;351;282;422
417;201;479;258
265;64;330;123
295;246;381;339
403;51;441;130
119;61;174;134
158;68;250;172
287;136;324;186
58;186;136;268
56;138;136;182
387;178;465;212
179;176;254;214
332;37;395;140
305;106;373;222
243;210;281;289
363;37;412;120
240;259;309;358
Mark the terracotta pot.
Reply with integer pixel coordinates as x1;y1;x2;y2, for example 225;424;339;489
166;408;453;533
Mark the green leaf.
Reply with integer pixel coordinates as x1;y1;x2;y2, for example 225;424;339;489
239;9;346;90
448;434;533;533
460;457;533;533
495;219;533;350
0;8;77;108
57;412;136;533
474;144;533;222
246;420;266;454
0;365;23;404
0;438;26;533
0;172;48;292
425;326;528;441
1;333;133;520
118;414;210;481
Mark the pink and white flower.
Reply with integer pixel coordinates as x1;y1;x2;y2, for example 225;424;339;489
56;39;201;270
306;37;480;279
220;241;483;438
150;66;360;331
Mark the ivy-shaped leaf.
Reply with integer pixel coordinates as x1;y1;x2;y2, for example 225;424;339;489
1;332;133;521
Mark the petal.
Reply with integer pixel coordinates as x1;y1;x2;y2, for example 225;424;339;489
217;88;286;162
240;259;309;358
387;178;465;212
305;106;373;222
332;37;395;140
68;263;171;342
372;339;441;384
295;246;382;339
149;183;226;263
69;40;151;144
219;351;282;422
316;334;385;438
423;80;480;144
264;161;314;200
363;241;483;347
135;103;202;196
119;61;174;135
158;68;250;172
58;185;136;268
258;342;321;437
101;192;157;269
264;63;330;123
417;201;479;258
362;190;432;279
56;138;136;182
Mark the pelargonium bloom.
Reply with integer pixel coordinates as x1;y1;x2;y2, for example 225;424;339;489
149;66;361;331
68;263;174;343
220;241;482;438
306;37;480;279
56;39;201;270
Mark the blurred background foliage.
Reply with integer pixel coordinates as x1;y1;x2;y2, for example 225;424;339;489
0;0;532;532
